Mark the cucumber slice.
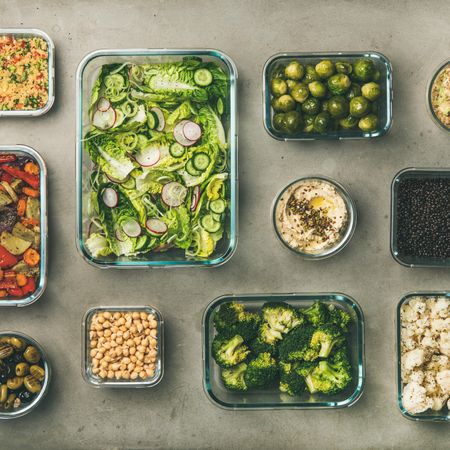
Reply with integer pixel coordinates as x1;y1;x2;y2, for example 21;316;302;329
217;97;224;115
185;159;201;176
147;111;158;130
201;214;221;233
209;198;226;214
192;152;210;171
121;177;136;190
169;142;186;158
135;235;148;251
211;212;223;222
194;68;213;87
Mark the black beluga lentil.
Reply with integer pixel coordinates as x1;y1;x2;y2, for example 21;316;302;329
396;177;450;258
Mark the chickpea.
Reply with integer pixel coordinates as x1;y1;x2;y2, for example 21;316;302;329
107;370;114;379
146;369;155;378
150;320;158;329
103;312;111;319
149;338;157;348
130;372;138;380
99;370;107;378
144;328;151;336
104;329;112;338
92;367;100;375
122;371;130;380
150;329;158;338
113;312;121;320
132;312;140;320
128;363;135;372
140;312;147;320
98;316;105;324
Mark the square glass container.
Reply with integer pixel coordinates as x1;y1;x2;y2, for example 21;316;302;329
263;51;393;140
396;291;450;422
0;29;55;117
0;145;48;307
0;331;51;420
202;292;365;410
391;168;450;267
76;49;238;268
82;305;164;388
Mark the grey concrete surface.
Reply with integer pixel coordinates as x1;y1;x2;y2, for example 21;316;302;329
0;0;449;448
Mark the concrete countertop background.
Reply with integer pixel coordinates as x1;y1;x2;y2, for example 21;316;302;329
0;0;449;448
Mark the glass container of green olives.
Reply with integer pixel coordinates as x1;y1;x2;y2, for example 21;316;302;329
0;332;50;419
263;52;393;140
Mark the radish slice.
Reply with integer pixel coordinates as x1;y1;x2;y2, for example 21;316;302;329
97;97;111;112
174;121;197;147
102;188;118;208
115;228;127;242
183;121;202;141
151;107;165;131
190;185;200;211
134;146;160;167
161;181;188;207
93;107;116;130
122;219;141;238
146;218;168;236
106;173;127;184
153;243;173;253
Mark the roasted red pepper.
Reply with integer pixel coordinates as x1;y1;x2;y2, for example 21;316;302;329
21;277;36;295
1;165;39;189
0;279;17;289
1;171;14;183
8;287;23;297
0;154;16;163
0;245;18;268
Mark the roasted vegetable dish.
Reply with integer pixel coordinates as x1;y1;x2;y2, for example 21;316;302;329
0;153;41;299
211;300;353;396
0;36;49;111
0;335;46;411
269;58;382;135
83;57;230;260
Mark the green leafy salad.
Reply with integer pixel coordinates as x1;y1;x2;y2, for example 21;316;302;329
83;57;230;259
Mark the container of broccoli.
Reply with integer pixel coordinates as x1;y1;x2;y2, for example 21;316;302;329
202;293;365;410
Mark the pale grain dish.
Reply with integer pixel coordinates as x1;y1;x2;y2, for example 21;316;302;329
88;310;159;381
0;36;49;111
430;64;450;129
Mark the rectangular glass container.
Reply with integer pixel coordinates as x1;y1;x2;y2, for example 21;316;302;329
263;51;393;140
0;145;48;307
391;168;450;267
0;28;55;117
76;49;238;268
202;292;365;410
82;305;164;388
396;292;450;421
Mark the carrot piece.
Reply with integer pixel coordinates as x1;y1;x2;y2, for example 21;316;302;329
0;290;7;298
23;248;40;267
24;162;39;175
22;187;39;198
17;198;27;216
21;218;39;227
0;269;3;281
16;273;27;287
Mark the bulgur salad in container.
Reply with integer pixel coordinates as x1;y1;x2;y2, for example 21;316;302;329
428;59;450;131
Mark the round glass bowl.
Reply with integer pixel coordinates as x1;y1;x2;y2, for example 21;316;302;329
271;176;357;260
0;331;51;419
427;58;450;133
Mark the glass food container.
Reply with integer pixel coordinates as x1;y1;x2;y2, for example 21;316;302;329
203;292;365;410
82;305;164;388
0;331;51;420
76;49;238;268
426;58;450;133
391;167;450;268
396;292;450;422
0;28;55;117
263;51;393;140
271;176;357;260
0;145;48;307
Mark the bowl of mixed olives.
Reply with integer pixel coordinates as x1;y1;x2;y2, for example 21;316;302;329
263;52;393;140
0;332;50;419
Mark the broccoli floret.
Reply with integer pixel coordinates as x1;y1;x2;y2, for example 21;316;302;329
279;362;306;396
244;352;278;388
249;322;282;355
261;302;304;335
278;325;317;362
303;302;330;326
304;360;352;395
213;301;261;341
310;325;345;358
221;363;248;391
330;347;352;370
327;304;352;331
212;334;250;368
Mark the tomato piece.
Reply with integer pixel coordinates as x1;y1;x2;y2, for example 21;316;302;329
0;245;18;268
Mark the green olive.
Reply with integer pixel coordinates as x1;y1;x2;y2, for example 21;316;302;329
358;114;379;132
23;346;41;364
313;112;332;133
315;60;335;79
24;375;41;394
321;100;330;112
270;78;288;97
271;94;295;112
286;79;297;90
7;376;24;390
361;82;381;101
303;64;319;83
308;81;327;98
301;97;320;115
0;343;13;360
284;61;304;80
273;113;287;132
327;74;351;95
15;362;29;377
0;385;7;403
290;83;309;103
4;393;16;410
283;110;303;134
9;337;25;351
349;96;370;117
30;365;45;382
335;61;352;75
303;114;315;133
346;83;362;101
339;115;359;130
352;58;376;82
328;96;349;119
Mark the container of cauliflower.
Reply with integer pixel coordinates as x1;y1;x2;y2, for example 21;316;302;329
397;293;449;421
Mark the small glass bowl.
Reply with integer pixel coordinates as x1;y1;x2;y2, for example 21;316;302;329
426;58;450;133
0;331;51;420
82;305;164;388
396;292;450;422
271;176;357;260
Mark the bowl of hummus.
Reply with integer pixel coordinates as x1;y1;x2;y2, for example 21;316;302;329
272;176;357;259
428;59;450;132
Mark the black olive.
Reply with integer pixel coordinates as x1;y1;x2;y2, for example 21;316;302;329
18;390;34;404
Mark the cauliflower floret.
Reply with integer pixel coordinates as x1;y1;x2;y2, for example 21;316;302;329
402;337;417;351
421;335;438;350
439;331;450;357
423;371;438;394
430;393;449;411
436;369;450;394
431;318;447;333
429;297;449;319
403;348;426;373
409;298;427;315
426;354;449;371
406;370;425;385
402;382;433;414
401;304;418;323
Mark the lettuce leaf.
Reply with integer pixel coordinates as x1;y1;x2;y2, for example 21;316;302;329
85;233;111;257
166;101;196;125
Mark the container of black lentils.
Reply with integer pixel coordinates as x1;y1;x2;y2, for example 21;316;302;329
0;332;51;419
391;168;450;267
